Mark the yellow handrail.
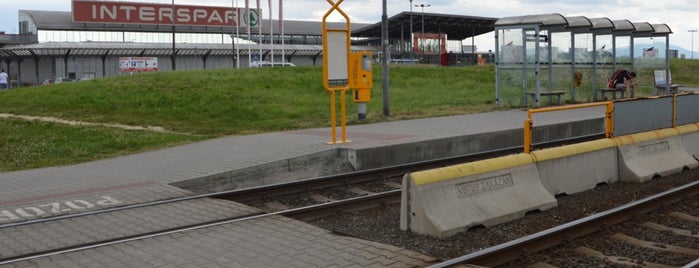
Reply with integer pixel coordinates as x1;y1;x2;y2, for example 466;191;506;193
524;102;614;154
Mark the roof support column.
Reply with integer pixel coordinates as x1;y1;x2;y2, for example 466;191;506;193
570;32;577;102
63;49;72;78
101;50;110;78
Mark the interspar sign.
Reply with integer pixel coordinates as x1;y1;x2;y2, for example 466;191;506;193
119;57;158;73
72;0;260;27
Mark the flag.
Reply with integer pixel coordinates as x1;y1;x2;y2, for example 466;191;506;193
278;0;283;33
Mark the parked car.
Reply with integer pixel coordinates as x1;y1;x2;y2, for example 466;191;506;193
54;77;74;83
250;61;296;67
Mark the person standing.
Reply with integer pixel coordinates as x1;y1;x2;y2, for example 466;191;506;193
0;69;8;90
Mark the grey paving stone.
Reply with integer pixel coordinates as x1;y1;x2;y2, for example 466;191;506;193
0;110;605;267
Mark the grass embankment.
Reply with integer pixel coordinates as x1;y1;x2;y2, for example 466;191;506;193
0;64;498;171
1;60;697;172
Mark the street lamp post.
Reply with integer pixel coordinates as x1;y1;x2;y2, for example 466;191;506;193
409;0;413;61
414;3;430;61
690;29;697;59
172;0;176;70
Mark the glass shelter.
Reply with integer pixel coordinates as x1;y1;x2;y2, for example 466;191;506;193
494;13;673;107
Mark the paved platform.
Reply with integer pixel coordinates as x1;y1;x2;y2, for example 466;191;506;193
0;107;607;267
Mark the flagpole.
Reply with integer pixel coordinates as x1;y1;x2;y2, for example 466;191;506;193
231;0;238;68
235;0;240;68
269;0;273;64
246;0;251;65
257;0;262;62
279;0;284;63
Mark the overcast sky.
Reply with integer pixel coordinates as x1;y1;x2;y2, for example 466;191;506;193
2;0;698;53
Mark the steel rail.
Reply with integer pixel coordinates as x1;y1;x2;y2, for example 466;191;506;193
427;180;699;268
0;190;401;265
1;132;603;230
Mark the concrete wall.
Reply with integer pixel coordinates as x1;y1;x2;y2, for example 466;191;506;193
401;125;698;238
615;128;698;182
400;154;557;238
348;118;605;170
7;54;317;86
678;123;699;160
532;139;618;196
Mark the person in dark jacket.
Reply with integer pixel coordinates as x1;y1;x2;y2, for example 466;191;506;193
614;70;637;98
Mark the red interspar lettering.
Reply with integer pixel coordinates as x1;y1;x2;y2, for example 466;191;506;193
72;0;246;27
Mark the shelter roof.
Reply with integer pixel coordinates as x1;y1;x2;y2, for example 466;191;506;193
589;17;615;32
611;20;635;32
566;16;592;29
632;22;655;33
495;14;672;37
351;12;498;40
0;41;376;58
494;13;568;28
651;24;673;35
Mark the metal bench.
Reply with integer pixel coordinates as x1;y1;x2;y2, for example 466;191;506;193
525;91;566;105
599;88;626;100
654;84;681;95
654;70;681;95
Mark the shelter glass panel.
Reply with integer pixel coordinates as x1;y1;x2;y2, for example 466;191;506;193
595;34;615;90
522;29;543;106
633;36;667;95
496;28;528;107
573;33;595;102
545;32;572;100
614;36;632;68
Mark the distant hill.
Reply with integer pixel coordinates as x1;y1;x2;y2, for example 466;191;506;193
623;42;697;59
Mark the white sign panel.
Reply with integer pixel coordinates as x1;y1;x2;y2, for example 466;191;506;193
326;30;349;87
119;57;159;73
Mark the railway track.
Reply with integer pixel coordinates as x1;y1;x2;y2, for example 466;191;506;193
428;180;699;268
0;134;536;265
6;132;653;266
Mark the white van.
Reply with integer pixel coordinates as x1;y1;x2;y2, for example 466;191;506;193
250;61;296;67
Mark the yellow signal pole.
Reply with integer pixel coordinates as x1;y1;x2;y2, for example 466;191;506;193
322;0;351;144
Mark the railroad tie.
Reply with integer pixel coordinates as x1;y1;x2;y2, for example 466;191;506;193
574;246;674;268
611;233;699;256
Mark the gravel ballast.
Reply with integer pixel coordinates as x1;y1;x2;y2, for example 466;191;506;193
310;167;699;261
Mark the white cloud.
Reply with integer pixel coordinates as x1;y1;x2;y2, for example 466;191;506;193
1;0;697;53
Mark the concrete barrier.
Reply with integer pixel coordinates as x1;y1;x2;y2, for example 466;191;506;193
400;153;557;238
677;123;699;160
531;139;618;196
615;128;699;183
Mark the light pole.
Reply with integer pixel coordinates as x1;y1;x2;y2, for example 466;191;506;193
171;0;176;70
690;29;697;59
414;3;430;59
409;0;413;61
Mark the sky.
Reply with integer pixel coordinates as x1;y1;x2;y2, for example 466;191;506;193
1;0;698;54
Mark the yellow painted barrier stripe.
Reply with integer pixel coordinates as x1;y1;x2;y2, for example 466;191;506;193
677;123;699;135
531;139;616;162
614;128;680;145
411;153;533;186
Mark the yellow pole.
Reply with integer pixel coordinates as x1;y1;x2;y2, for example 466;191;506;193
523;118;532;154
330;91;337;144
524;101;615;153
605;101;614;138
672;94;677;128
321;0;351;144
341;89;347;142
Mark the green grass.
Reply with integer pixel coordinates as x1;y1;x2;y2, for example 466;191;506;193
0;118;206;171
0;60;697;171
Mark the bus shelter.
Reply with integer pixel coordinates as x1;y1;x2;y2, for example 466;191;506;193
494;13;672;107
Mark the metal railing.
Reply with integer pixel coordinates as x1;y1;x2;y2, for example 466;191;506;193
0;34;38;45
524;102;614;153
